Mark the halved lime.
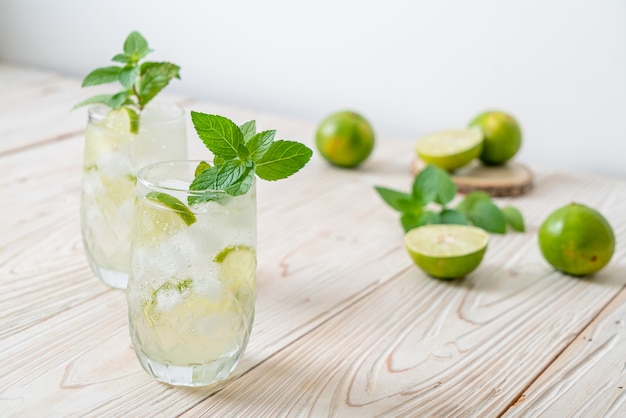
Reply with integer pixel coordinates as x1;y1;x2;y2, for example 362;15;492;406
214;245;256;296
404;224;489;279
145;191;197;226
415;129;483;171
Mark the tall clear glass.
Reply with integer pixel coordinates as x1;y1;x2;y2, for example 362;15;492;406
127;161;257;387
80;103;187;289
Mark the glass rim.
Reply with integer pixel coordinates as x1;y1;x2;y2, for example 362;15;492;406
87;102;186;124
137;160;254;196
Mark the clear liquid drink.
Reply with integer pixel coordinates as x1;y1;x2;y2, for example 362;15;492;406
127;161;256;387
80;104;187;288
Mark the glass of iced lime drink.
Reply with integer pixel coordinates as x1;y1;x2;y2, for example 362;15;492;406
80;104;187;288
127;160;256;387
126;110;311;386
75;31;184;289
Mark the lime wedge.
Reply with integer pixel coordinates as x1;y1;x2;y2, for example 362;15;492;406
404;224;489;279
194;161;211;177
145;191;197;226
104;107;140;134
214;245;256;296
415;129;483;171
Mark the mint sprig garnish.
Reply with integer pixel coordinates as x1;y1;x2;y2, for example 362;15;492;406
74;31;181;134
375;164;525;234
188;111;313;205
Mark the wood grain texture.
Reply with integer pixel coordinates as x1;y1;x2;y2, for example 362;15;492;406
1;64;626;417
505;287;626;417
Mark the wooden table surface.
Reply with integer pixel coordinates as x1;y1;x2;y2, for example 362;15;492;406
1;62;625;417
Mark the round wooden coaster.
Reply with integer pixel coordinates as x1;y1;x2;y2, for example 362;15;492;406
410;159;533;197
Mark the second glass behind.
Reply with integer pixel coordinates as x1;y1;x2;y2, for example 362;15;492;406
80;103;187;289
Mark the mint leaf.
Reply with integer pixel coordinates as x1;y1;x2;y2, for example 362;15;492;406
247;130;275;162
123;31;152;61
456;191;491;216
73;94;115;109
81;66;123;87
413;165;456;206
401;212;421;232
255;140;312;181
137;62;181;108
188;165;222;205
502;206;525;232
240;120;257;142
189;113;311;200
190;164;219;190
76;31;180;134
191;112;245;160
440;209;468;225
108;91;130;109
112;53;131;63
419;210;441;226
221;161;255;196
374;186;419;213
469;200;506;233
119;65;140;89
189;159;254;199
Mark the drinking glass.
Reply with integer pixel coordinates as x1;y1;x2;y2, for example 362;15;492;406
80;103;187;289
127;160;257;387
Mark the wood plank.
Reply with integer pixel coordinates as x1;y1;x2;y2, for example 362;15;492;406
504;286;626;417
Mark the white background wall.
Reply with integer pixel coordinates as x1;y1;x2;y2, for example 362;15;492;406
1;0;624;177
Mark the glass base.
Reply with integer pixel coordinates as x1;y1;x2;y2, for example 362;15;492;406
91;265;128;289
135;349;242;387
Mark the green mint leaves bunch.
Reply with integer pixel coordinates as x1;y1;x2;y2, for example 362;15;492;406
375;164;525;234
188;111;313;205
74;31;181;134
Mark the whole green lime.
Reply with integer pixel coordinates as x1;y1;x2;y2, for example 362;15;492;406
538;203;615;276
315;110;375;168
469;110;521;165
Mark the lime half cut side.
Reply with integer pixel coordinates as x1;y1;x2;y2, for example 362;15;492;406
415;129;483;171
404;224;489;279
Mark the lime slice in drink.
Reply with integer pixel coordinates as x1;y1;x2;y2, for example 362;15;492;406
214;245;256;295
415;129;483;171
143;278;193;328
105;107;139;134
95;173;137;216
404;224;489;279
145;191;197;226
141;278;241;363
